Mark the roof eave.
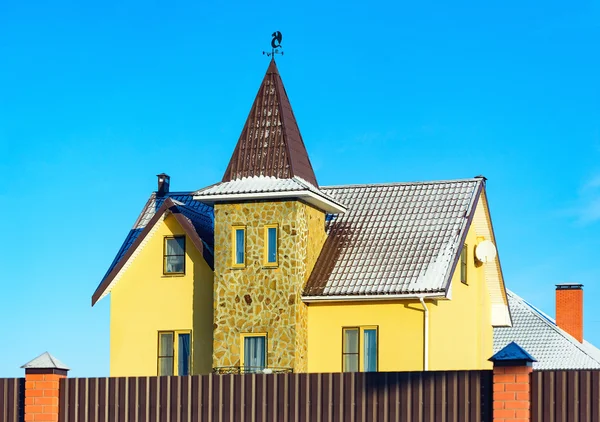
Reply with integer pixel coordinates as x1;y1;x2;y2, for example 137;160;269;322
194;190;347;214
302;292;447;303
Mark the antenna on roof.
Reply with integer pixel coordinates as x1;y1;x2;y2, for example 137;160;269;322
262;31;284;58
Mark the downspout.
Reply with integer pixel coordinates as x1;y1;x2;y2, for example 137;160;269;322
419;297;429;371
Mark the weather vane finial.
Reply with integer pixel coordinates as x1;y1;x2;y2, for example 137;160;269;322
262;31;284;58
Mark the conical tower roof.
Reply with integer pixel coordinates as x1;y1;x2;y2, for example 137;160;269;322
222;59;318;186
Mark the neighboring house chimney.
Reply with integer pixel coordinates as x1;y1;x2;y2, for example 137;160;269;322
157;173;170;197
556;283;584;343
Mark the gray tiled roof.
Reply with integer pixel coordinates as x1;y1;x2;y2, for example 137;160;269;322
303;179;483;297
494;290;600;370
100;192;214;283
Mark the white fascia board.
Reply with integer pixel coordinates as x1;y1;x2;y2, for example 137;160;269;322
302;292;447;303
491;303;512;327
97;213;167;302
303;190;347;214
194;190;347;214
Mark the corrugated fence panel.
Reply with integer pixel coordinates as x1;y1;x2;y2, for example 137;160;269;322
0;378;25;422
59;370;492;422
532;370;600;422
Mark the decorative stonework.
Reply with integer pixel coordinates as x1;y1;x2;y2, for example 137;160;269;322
212;200;326;372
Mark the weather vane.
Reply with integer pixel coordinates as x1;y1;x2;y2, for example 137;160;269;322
262;31;284;58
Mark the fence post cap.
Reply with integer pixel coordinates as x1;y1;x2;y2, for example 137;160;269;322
489;341;536;365
21;351;70;371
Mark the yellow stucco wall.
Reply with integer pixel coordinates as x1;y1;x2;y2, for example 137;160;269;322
110;213;213;376
307;216;493;372
428;221;492;370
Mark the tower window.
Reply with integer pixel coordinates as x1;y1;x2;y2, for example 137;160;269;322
232;226;246;268
240;333;267;373
264;224;278;266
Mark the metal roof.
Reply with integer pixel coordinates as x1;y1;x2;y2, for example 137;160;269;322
100;192;213;283
92;193;214;305
489;341;537;363
303;179;483;297
494;290;600;370
222;59;318;186
194;175;346;214
196;175;310;196
21;352;70;370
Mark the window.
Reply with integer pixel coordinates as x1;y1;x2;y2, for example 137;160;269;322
232;226;246;268
240;333;267;373
461;244;468;285
157;331;191;376
164;236;185;274
263;224;278;266
342;327;378;372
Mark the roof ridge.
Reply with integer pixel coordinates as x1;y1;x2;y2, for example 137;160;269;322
506;290;600;365
164;191;193;196
321;178;483;189
174;202;213;219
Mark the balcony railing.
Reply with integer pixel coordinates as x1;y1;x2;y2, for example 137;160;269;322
213;366;293;375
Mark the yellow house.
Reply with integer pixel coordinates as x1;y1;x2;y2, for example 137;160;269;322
92;59;511;376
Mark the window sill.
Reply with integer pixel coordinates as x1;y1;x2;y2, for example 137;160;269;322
162;273;186;278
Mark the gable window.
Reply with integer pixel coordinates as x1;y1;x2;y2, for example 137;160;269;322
264;224;278;266
240;333;267;373
164;236;185;274
158;331;191;376
342;326;378;372
232;226;246;267
461;244;468;285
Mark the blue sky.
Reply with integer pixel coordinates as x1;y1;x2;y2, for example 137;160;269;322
0;0;598;377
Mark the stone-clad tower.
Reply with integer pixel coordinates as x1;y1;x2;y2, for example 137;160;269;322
194;59;345;372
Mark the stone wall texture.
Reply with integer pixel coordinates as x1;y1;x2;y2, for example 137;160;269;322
212;200;326;372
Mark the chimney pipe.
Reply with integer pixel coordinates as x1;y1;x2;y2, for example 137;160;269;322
157;173;170;197
556;283;584;343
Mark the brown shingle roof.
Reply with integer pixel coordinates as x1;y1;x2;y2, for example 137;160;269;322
303;179;484;298
222;59;318;186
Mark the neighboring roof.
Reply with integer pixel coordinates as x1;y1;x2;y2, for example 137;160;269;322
21;352;70;370
194;175;346;214
222;59;318;186
303;178;483;297
91;194;214;305
494;290;600;370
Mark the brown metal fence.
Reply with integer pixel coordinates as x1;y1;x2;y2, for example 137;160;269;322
59;370;492;422
0;378;25;422
531;370;600;422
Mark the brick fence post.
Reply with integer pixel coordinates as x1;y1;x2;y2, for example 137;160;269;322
21;352;70;422
489;341;536;422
